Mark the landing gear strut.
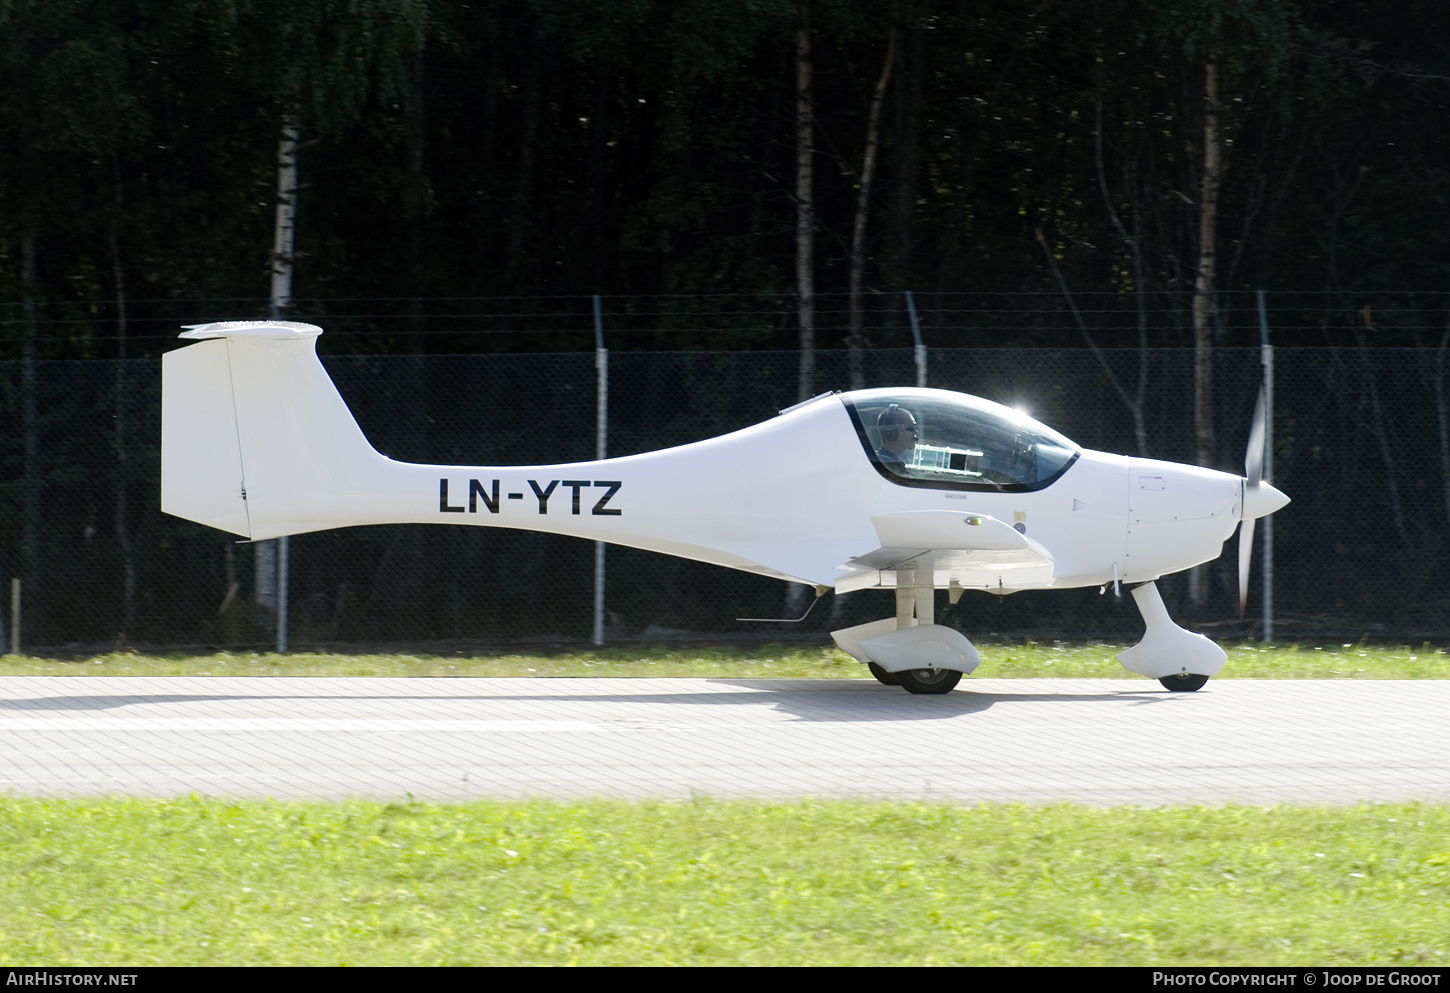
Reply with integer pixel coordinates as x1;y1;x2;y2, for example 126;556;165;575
1116;581;1225;691
831;574;977;694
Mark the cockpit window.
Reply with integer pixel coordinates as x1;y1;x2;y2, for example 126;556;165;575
842;388;1080;492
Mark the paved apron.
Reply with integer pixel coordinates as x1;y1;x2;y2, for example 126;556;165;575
1;677;1444;805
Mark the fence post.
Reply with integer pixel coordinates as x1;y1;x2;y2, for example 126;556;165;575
1256;289;1275;642
593;295;608;647
906;290;926;388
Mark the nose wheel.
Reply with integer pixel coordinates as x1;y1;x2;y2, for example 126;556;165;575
1159;673;1209;692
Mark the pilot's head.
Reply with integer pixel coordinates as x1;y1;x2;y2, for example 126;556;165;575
877;405;918;458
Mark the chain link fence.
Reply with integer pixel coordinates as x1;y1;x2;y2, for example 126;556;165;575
2;342;1446;652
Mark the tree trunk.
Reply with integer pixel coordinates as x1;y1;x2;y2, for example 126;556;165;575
884;21;924;292
1192;57;1220;472
788;6;816;618
848;27;897;391
588;71;611;290
1188;57;1221;608
111;169;136;646
1037;227;1148;457
1437;320;1450;530
795;6;815;404
505;23;543;287
405;48;427;345
1357;310;1409;548
271;116;300;320
1093;97;1149;457
20;231;40;645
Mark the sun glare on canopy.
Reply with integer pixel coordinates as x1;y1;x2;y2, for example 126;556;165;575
842;388;1080;493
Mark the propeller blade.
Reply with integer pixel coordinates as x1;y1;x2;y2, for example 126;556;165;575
1241;387;1279;617
1238;515;1256;617
1244;385;1266;487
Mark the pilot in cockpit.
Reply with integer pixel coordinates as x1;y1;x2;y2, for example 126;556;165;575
874;405;918;466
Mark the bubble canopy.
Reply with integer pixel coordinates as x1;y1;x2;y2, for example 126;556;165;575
841;388;1081;493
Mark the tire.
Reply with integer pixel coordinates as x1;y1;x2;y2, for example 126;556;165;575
1158;673;1209;692
896;667;963;695
867;662;900;686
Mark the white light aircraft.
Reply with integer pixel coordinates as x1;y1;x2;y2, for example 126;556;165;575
162;321;1288;694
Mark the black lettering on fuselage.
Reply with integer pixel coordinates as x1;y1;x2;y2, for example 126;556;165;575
528;479;559;514
592;480;623;515
445;479;620;515
469;479;499;514
560;480;589;515
439;479;465;513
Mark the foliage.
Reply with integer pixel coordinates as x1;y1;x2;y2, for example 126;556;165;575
5;1;1450;350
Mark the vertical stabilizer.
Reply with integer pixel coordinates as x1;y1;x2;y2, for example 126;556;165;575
161;322;395;540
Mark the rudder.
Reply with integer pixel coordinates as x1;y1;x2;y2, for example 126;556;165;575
161;335;251;536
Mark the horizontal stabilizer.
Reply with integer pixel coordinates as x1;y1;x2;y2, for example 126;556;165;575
179;321;323;341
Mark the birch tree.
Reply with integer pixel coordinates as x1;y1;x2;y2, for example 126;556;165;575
237;0;428;631
847;26;897;391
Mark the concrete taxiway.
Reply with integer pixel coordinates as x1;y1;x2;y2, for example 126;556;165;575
1;676;1446;805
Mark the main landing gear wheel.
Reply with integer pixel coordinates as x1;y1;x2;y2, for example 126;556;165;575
896;668;963;695
1159;673;1210;692
867;662;900;686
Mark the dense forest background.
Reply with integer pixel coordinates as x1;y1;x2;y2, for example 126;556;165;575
3;0;1450;358
5;0;1450;648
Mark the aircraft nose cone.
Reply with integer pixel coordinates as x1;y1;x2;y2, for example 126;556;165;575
1242;480;1289;521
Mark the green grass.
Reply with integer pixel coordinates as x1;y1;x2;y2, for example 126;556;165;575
1;796;1445;966
2;641;1448;679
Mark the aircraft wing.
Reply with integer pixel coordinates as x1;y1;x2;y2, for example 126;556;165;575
835;510;1055;593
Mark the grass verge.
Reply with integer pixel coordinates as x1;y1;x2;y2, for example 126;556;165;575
1;796;1445;966
2;641;1447;679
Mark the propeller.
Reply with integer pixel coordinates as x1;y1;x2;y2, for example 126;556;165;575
1238;386;1290;615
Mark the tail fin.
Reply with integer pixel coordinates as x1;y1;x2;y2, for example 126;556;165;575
161;322;392;540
